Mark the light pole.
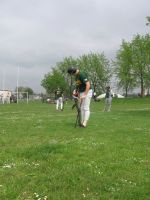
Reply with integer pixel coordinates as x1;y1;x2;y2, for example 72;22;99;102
17;67;20;103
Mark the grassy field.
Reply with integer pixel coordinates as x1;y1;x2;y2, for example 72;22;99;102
0;98;150;200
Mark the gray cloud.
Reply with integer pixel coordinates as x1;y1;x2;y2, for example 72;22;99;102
0;0;149;92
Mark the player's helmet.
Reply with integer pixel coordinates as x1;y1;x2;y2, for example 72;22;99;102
67;67;77;75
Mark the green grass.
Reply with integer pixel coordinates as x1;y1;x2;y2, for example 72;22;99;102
0;98;150;200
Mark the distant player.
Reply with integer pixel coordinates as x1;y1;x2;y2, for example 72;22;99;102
103;86;113;112
55;87;63;111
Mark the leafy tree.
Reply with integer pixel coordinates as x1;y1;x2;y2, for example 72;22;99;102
114;40;136;96
131;34;150;96
24;87;34;97
114;34;150;97
41;68;68;97
15;86;34;98
41;53;111;97
146;16;150;26
78;52;111;94
143;34;150;94
56;56;78;97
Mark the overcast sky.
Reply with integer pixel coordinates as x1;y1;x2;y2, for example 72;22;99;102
0;0;149;93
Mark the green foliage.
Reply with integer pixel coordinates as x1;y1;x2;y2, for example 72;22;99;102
24;87;34;95
56;56;78;97
15;86;34;97
131;34;150;96
42;52;111;97
114;34;150;97
78;52;111;93
41;68;68;96
146;16;150;26
114;41;136;96
41;33;150;98
57;56;78;74
0;99;150;199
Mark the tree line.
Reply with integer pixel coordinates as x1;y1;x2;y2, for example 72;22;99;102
41;52;111;98
41;17;150;98
114;34;150;97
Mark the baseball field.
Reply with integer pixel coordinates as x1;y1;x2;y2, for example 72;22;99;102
0;98;150;200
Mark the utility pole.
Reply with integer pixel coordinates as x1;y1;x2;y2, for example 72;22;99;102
17;67;19;103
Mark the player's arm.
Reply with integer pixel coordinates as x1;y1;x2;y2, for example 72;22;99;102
84;81;90;95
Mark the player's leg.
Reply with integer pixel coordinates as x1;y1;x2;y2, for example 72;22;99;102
81;89;92;127
56;99;59;110
60;97;63;111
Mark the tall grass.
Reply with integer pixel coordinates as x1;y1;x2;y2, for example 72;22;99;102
0;98;150;200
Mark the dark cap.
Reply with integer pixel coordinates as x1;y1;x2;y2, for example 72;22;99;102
67;67;77;75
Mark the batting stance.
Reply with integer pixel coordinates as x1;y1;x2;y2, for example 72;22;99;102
67;67;93;128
